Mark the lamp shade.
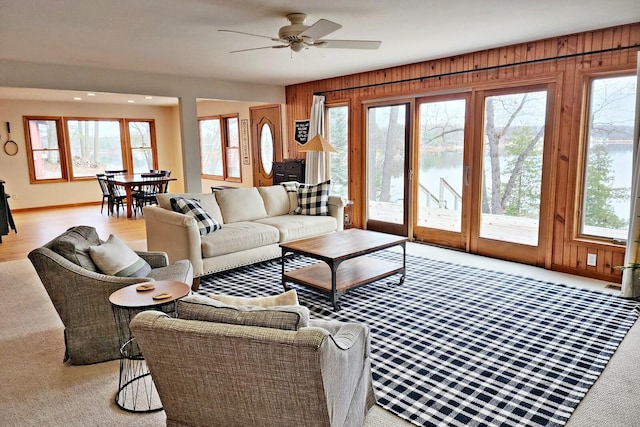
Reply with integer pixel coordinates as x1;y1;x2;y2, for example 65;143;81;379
298;134;337;153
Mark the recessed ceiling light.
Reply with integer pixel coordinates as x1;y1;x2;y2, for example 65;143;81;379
127;100;135;103
73;97;82;101
86;93;96;96
145;96;153;100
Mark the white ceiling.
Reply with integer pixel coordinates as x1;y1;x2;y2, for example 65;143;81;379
0;0;639;103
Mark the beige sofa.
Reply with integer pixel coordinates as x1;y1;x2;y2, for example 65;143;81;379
144;185;346;288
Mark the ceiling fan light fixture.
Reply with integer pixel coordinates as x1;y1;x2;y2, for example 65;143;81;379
291;41;307;52
222;12;381;54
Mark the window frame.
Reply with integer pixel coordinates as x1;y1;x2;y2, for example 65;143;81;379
575;68;637;246
24;115;158;183
23;116;68;184
125;119;158;175
63;117;126;181
198;113;241;182
325;101;350;199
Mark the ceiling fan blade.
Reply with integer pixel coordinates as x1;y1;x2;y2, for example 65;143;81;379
229;44;289;53
299;18;342;40
317;39;382;50
218;29;280;42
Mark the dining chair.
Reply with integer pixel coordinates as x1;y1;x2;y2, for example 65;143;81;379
104;169;128;175
105;175;127;217
132;172;164;216
95;174;111;214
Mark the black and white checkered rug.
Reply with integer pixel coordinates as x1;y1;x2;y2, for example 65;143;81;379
198;251;638;427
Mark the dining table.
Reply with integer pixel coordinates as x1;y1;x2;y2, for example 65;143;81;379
111;174;177;218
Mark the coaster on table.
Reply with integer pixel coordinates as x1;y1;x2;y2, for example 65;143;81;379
153;292;172;300
136;283;155;292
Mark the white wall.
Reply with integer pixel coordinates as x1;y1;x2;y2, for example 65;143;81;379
0;98;279;209
0;100;183;209
0;59;286;195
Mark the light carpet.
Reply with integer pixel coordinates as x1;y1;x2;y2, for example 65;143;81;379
0;258;406;427
199;252;639;427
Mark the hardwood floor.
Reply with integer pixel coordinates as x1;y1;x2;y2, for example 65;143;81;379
0;204;147;262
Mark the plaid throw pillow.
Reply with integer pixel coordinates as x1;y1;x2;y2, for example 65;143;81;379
294;180;330;216
170;197;221;236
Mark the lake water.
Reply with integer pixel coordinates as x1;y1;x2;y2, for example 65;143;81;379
418;144;633;221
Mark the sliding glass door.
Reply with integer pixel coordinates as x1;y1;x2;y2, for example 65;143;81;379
366;102;411;236
414;95;469;249
472;84;555;264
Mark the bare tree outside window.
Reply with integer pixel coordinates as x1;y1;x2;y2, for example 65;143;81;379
581;74;636;240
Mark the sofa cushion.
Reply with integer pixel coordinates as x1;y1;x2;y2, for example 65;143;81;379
294;180;330;216
88;234;152;277
177;294;309;330
215;187;268;223
200;222;279;258
255;215;337;242
170;197;221;236
209;289;299;307
157;192;224;224
258;185;291;217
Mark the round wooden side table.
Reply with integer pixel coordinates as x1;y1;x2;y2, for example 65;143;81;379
109;280;190;413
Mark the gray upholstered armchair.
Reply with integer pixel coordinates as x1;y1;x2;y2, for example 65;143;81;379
28;225;193;365
130;294;376;427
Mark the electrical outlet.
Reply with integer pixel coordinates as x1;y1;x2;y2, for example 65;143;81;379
587;253;597;266
11;193;17;200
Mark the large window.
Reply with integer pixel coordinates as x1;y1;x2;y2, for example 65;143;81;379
128;120;156;174
24;117;67;182
65;119;123;178
199;114;241;182
24;116;157;183
326;104;349;198
580;73;636;241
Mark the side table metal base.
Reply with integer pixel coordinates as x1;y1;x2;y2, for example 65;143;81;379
115;338;162;413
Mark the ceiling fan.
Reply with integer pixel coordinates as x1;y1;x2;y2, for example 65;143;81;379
219;13;381;53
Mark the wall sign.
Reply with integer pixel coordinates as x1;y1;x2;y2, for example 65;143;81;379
294;119;310;145
241;119;250;165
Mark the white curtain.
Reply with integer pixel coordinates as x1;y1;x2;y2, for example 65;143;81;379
622;53;640;298
305;95;327;184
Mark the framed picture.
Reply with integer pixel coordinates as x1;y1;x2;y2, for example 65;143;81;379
241;119;250;165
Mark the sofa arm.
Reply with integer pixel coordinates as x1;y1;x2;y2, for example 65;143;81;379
143;206;204;277
314;320;375;426
328;195;346;231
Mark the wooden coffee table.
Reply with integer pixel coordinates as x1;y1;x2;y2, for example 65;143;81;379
280;229;407;311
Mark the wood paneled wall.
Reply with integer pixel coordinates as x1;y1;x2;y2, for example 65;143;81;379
285;23;640;283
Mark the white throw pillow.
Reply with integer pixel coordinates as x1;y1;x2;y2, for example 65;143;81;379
89;234;152;277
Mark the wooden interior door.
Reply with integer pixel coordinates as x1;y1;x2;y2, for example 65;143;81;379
250;105;283;187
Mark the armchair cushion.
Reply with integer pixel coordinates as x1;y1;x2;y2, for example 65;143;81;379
88;234;152;277
294;180;331;216
177;294;309;330
49;225;102;272
209;289;299;307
